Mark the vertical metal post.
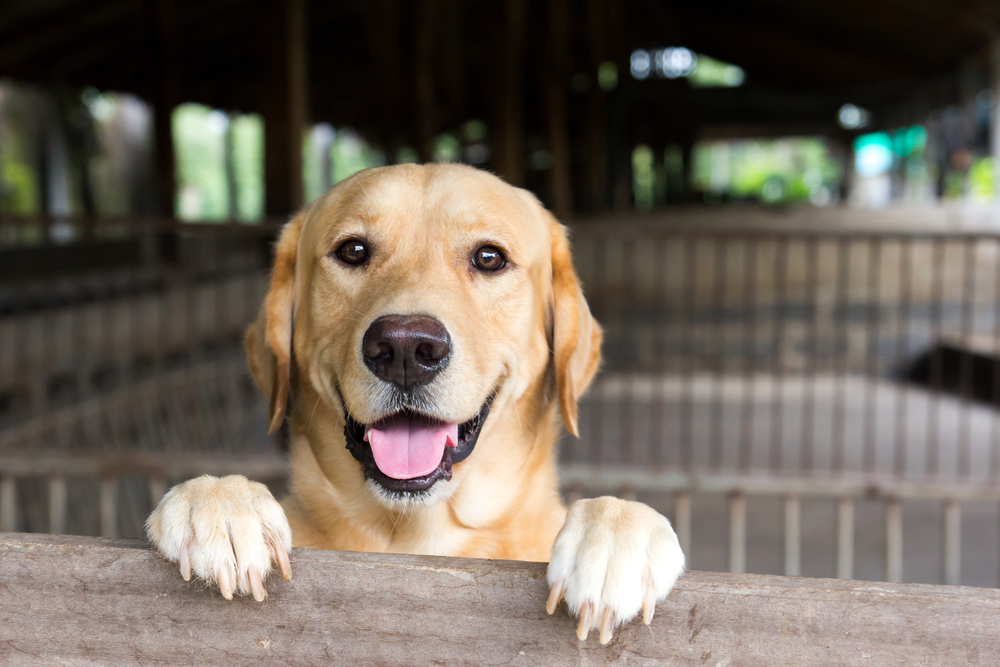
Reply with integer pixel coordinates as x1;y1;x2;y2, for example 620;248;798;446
957;239;976;478
885;498;903;583
149;475;168;509
738;237;758;470
0;475;16;533
862;239;883;473
679;236;696;471
649;236;668;468
894;239;913;477
943;499;961;586
927;240;945;477
770;237;788;472
729;493;746;574
783;494;801;576
674;491;691;560
831;238;850;473
801;239;819;473
48;475;66;535
709;238;728;470
100;477;118;539
837;497;854;580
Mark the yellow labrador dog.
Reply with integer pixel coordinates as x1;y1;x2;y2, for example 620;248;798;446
147;164;684;644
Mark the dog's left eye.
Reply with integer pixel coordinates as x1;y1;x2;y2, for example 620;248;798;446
333;239;370;266
472;245;507;272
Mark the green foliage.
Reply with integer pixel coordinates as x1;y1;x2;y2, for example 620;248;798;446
969;157;996;201
632;144;655;211
173;103;228;221
691;137;839;205
230;114;263;221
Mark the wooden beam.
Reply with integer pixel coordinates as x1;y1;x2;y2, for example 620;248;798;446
1;533;998;665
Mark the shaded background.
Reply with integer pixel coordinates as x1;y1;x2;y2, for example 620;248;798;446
3;0;1000;589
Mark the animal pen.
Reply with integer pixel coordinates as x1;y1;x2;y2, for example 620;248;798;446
3;211;1000;592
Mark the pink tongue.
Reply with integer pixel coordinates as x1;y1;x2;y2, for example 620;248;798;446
364;414;459;479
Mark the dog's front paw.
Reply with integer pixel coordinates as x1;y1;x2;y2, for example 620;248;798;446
546;496;685;644
146;475;292;601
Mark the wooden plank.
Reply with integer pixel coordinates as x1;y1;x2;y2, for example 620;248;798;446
0;533;998;666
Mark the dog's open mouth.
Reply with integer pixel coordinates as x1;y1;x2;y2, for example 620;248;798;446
344;400;491;494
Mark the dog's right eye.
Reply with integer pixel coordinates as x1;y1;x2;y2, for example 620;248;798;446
333;239;370;266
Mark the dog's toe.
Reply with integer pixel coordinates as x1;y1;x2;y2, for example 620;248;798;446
146;474;293;600
547;497;684;644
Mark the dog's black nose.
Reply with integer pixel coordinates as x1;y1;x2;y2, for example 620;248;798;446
362;315;451;390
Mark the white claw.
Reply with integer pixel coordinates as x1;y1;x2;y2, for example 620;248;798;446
275;546;292;581
249;568;266;602
546;580;565;615
217;566;233;600
576;601;594;641
642;586;657;625
179;544;191;582
599;607;616;645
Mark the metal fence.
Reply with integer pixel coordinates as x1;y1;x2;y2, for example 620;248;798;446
563;224;1000;587
3;218;1000;587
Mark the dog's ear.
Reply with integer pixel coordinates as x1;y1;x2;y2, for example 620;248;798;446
548;215;602;437
246;213;305;434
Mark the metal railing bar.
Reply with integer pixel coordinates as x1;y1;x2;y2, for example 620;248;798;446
729;493;746;574
558;465;1000;502
674;491;691;559
783;494;801;576
885;499;904;583
943;499;961;586
837;497;854;580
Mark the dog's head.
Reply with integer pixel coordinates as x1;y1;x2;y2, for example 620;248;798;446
246;164;600;506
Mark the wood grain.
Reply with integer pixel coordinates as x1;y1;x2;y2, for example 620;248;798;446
0;532;997;666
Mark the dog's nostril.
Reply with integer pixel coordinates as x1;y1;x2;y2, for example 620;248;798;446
362;315;451;390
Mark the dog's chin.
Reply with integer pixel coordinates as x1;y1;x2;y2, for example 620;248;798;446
343;398;492;505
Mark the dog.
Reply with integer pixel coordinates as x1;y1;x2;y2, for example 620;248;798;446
147;163;684;644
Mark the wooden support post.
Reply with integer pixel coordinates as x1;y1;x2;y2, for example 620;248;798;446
729;492;746;574
837;497;854;580
943;499;961;586
4;534;998;665
546;0;572;219
886;498;903;583
262;0;308;216
783;494;801;576
150;0;181;216
673;492;691;559
584;0;607;212
414;0;439;163
48;475;66;535
495;0;525;186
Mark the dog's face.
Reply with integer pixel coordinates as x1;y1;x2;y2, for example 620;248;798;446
247;164;600;507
